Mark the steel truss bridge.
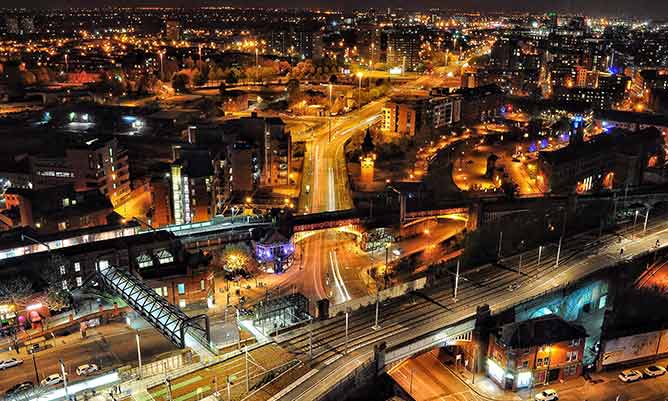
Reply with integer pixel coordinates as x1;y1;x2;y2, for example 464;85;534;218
96;263;214;355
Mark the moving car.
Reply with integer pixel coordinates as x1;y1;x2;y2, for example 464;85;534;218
644;365;666;377
534;389;559;401
40;374;64;386
619;369;643;382
76;364;99;376
0;358;23;370
4;381;33;396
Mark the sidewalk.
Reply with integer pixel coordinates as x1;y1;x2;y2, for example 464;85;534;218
0;303;128;351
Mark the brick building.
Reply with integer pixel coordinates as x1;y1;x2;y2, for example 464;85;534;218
487;315;587;391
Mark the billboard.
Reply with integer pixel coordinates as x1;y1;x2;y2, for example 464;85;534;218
601;329;668;366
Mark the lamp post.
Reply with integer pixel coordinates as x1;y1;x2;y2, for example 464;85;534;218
328;83;333;142
60;359;69;400
136;330;143;379
356;72;363;109
159;50;164;80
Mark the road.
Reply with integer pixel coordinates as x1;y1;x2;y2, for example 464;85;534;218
389;350;481;401
295;74;465;306
0;323;175;394
272;214;668;401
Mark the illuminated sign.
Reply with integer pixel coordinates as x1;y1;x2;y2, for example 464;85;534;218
389;67;403;75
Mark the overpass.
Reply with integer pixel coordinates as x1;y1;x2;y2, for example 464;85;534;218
271;212;668;401
95;262;216;358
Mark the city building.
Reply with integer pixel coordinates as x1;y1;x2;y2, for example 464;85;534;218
381;93;462;136
487;315;587;390
170;148;215;225
455;84;504;122
386;27;422;72
538;127;662;194
165;19;181;41
0;228;213;311
2;185;115;233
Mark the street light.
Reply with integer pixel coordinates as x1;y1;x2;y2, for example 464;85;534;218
136;330;143;379
328;83;333;142
356;71;363;109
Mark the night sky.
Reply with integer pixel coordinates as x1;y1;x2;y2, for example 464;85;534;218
2;0;668;18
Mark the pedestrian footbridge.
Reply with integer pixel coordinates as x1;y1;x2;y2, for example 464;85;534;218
96;262;216;358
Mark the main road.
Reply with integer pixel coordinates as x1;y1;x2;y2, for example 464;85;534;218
295;74;462;305
272;214;668;401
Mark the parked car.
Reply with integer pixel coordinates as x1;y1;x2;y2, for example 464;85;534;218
76;364;99;376
534;389;559;401
27;343;46;354
644;365;666;377
0;358;23;370
4;381;33;396
40;374;64;387
619;369;643;382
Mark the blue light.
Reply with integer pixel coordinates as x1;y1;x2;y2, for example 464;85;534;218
528;143;537;153
122;116;137;123
540;138;548;149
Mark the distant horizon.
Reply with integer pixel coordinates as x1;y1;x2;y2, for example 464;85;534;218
0;0;668;19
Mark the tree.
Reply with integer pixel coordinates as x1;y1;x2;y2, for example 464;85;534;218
501;180;519;198
0;277;33;310
172;72;190;93
286;78;301;100
217;244;258;274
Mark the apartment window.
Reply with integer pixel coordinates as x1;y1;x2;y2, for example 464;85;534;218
543;356;550;366
58;222;67;231
177;283;186;295
522;360;529;368
570;339;580;347
567;351;578;362
200;280;205;291
178;299;186;308
76;276;83;287
61;280;68;290
74;262;81;272
536;358;542;367
59;265;66;275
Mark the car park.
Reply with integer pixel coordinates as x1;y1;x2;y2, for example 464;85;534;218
0;358;23;370
619;369;643;382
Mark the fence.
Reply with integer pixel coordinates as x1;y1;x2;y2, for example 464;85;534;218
329;277;426;318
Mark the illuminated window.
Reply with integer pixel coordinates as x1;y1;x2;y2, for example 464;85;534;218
137;253;153;268
177;283;185;295
59;265;66;275
61;280;68;290
200;280;205;290
155;249;174;264
76;277;83;287
74;262;81;272
178;299;186;308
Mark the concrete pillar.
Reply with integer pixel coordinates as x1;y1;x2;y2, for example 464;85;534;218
374;342;387;374
473;304;491;374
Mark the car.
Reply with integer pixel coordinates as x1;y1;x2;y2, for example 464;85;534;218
534;388;558;401
27;343;46;354
4;381;33;396
0;358;23;370
76;364;99;376
619;369;643;382
644;365;666;377
40;374;64;387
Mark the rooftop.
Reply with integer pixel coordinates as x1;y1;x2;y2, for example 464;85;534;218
496;315;587;349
